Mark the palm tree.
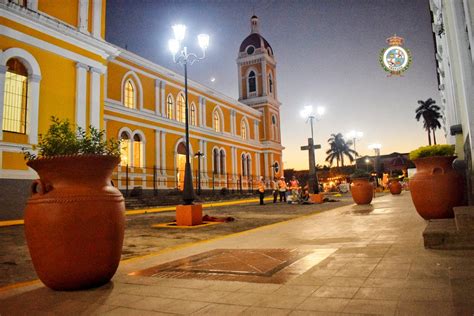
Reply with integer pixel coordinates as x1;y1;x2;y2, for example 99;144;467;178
415;98;443;145
325;133;358;167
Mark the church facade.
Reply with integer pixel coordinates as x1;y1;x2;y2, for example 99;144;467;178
0;1;283;219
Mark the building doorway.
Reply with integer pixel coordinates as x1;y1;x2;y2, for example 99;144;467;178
176;142;187;190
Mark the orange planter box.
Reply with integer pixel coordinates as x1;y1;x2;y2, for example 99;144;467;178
309;194;324;204
176;204;203;226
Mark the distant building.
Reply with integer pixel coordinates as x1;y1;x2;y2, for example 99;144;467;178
0;1;283;219
429;0;474;203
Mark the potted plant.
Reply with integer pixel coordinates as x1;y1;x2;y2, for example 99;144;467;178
409;145;464;220
350;169;373;205
388;171;403;195
23;117;125;291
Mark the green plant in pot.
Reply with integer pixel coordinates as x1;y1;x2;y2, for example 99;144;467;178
388;170;403;195
23;117;125;291
409;144;464;220
350;169;373;205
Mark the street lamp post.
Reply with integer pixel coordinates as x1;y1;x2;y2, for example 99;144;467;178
169;25;209;205
346;130;363;168
300;105;325;194
194;151;204;196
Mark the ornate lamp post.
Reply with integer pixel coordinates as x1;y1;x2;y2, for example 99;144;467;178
168;25;209;205
300;105;325;194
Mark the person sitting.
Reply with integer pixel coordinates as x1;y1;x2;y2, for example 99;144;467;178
289;176;300;204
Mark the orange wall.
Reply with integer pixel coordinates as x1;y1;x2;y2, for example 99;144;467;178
38;0;78;27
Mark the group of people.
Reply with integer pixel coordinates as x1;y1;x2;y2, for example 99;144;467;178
256;176;311;205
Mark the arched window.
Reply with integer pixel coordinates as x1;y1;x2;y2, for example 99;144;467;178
241;120;248;140
177;94;185;123
124;79;136;109
133;133;143;168
119;131;131;166
246;154;251;177
3;58;28;134
213;148;219;174
166;95;174;119
213;110;221;132
272;114;278;141
190;103;196;126
248;70;256;93
220;149;225;175
268;72;273;94
241;154;246;176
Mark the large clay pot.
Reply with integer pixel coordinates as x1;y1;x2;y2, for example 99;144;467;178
410;156;464;220
24;155;125;291
351;178;373;205
389;179;402;195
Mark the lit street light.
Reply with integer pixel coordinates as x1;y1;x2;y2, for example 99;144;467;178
300;105;325;194
169;24;209;205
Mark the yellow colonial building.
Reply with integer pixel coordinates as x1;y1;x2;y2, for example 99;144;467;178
0;1;283;218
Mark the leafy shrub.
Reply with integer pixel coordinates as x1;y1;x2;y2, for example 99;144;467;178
409;145;455;160
23;116;121;161
350;169;370;179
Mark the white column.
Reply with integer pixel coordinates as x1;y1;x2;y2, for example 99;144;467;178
255;153;261;178
75;62;88;130
230;146;235;178
27;0;38;10
161;131;167;175
78;0;89;33
261;60;267;96
160;80;166;116
27;74;41;145
263;152;269;180
154;79;161;115
237;64;242;99
91;0;103;38
0;65;7;141
202;140;208;177
231;110;236;135
201;97;207;127
89;67;101;129
155;129;161;175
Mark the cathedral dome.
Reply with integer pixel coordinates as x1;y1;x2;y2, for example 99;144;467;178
239;16;273;56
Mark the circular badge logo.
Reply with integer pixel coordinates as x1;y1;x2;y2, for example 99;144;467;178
379;35;412;76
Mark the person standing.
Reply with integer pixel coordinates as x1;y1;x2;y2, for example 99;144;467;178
257;176;266;205
278;176;287;202
272;178;279;203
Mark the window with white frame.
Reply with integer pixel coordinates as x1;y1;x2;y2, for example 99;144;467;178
124;79;136;109
166;95;174;119
248;70;256;93
177;94;185;123
241;119;248;140
213;110;221;132
133;133;144;168
3;58;28;134
119;131;131;166
190;103;196;126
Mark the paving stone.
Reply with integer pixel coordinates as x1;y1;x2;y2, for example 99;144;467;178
354;287;403;300
343;299;397;315
296;297;350;312
312;286;359;298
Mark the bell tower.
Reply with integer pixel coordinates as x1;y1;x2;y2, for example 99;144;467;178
237;15;281;145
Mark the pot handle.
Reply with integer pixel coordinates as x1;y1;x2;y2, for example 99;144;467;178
431;167;444;175
31;180;52;196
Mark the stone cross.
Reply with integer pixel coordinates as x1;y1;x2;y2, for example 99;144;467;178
301;138;321;194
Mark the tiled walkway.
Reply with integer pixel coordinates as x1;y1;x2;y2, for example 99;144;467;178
1;193;474;315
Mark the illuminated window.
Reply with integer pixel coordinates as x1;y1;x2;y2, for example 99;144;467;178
190;103;196;126
220;149;225;175
248;71;256;93
241;120;248;140
166;95;173;119
119;131;131;166
177;94;185;123
3;58;28;134
213;110;221;132
124;80;136;109
133;133;143;168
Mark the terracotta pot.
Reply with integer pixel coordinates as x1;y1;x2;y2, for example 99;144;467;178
24;155;125;291
410;156;464;220
350;178;373;205
389;179;402;195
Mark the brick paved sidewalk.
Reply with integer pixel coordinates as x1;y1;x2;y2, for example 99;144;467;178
1;193;474;315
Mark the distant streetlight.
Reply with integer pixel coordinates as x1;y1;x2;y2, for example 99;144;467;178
365;158;370;172
347;130;363;168
368;144;382;186
300;105;325;140
168;24;209;205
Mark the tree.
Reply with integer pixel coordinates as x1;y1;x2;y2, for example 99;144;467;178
415;98;443;145
325;133;358;167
